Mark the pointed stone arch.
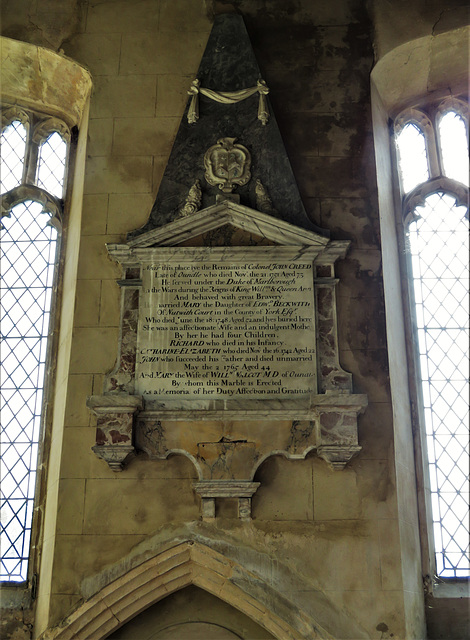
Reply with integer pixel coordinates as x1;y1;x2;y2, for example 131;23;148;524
43;541;330;640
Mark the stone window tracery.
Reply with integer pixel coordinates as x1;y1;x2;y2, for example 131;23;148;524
395;98;469;579
0;106;68;582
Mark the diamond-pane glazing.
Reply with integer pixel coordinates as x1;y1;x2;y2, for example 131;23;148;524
1;200;58;582
408;192;469;578
396;123;430;194
36;132;67;199
0;121;27;194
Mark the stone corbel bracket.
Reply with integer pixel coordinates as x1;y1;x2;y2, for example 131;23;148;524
86;391;366;517
312;393;366;469
129;390;367;517
194;480;261;521
134;399;367;477
87;394;143;471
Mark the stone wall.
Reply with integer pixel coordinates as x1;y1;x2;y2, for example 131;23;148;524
0;1;465;639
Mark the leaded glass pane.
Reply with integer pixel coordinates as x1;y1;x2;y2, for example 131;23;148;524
438;111;469;187
396;123;430;193
408;192;469;578
36;132;67;198
0;121;27;194
0;200;58;582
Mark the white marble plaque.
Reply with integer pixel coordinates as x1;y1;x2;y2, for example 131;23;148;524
136;247;317;409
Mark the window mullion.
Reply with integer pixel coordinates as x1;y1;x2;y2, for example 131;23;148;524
425;124;440;179
24;141;39;186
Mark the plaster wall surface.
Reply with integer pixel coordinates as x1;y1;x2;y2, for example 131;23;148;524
0;1;466;639
371;0;469;60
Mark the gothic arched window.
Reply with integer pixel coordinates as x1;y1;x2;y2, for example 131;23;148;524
0;107;69;582
395;99;469;579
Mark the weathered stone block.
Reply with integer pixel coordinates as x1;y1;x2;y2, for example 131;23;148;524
159;0;211;32
89;76;157;119
60;427;101;479
50;534;146;597
317;111;369;157
356;401;393;460
84;156;153;195
82;478;199;534
119;32;207;76
63;374;93;426
377;518;403;591
253;457;314;521
74;280;101;327
86;0;159;34
107;193;155;235
69;327;119;374
339;348;391;403
63;33;121;76
112;117;179;157
77;235;122;280
292;155;370;198
156;74;195;117
81;194;108;236
338;296;387;351
56;479;86;534
87;118;114;157
319;197;380;249
99;279;120;327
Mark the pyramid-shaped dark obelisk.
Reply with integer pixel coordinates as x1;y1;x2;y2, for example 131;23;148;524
129;13;325;239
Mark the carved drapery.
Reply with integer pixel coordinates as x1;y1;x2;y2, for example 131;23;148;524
187;78;270;125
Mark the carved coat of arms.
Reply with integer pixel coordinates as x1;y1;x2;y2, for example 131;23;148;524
204;137;251;193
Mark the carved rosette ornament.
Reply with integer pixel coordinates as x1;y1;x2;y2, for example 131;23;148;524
204;138;251;193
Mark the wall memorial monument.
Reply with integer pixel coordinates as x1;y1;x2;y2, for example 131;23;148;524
87;15;367;520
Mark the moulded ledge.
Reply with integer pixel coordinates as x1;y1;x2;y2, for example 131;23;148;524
87;394;143;414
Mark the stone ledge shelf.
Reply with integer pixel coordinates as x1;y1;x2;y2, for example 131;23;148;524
194;480;261;520
87;392;367;475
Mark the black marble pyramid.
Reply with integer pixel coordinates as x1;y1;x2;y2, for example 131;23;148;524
129;13;324;239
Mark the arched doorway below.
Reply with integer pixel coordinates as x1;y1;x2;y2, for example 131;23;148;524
106;586;274;639
140;622;239;639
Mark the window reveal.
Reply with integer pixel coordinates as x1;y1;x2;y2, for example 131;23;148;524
0;108;68;582
395;99;469;578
